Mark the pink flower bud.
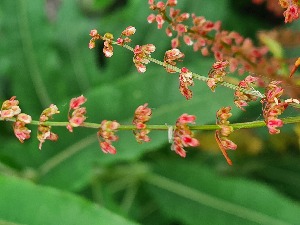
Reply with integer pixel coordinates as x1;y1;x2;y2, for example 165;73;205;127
100;141;117;154
89;41;95;49
17;113;32;124
183;35;193;46
122;26;136;36
90;29;98;37
70;95;87;109
156;1;165;9
178;113;196;124
147;14;156;23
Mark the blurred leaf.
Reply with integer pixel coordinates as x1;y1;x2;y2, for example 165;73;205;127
0;175;138;225
145;160;300;225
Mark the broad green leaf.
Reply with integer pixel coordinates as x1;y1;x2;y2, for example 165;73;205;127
145;160;300;225
0;175;138;225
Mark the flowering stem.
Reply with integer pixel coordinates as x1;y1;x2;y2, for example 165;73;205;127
111;40;265;98
2;116;300;131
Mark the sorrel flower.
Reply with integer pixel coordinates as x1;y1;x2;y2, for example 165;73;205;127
38;104;60;149
89;29;102;49
171;113;199;157
102;33;114;57
13;113;32;143
133;44;156;73
163;48;184;73
147;1;281;78
0;96;21;119
215;107;237;165
97;120;120;154
262;81;288;134
207;60;229;92
0;96;32;143
179;67;194;100
279;0;300;23
234;75;260;110
67;95;87;132
133;103;152;143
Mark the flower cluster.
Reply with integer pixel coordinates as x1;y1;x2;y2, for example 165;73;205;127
88;29;101;50
163;48;184;73
147;0;178;29
279;0;300;23
37;104;60;150
117;26;136;46
261;81;300;135
89;29;115;57
13;113;32;143
171;113;199;158
215;107;237;165
262;81;287;134
234;75;260;110
179;67;194;100
97;120;120;154
147;0;280;78
0;96;32;143
132;103;152;143
207;60;229;92
67;95;87;132
133;44;156;73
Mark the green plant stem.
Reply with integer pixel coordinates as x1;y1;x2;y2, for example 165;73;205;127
2;116;300;131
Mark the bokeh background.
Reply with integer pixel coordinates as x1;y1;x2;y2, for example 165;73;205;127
1;0;300;224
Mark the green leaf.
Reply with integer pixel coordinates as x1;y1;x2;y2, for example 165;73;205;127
145;160;300;225
0;175;138;225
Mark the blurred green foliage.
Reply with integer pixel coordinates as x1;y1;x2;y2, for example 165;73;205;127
0;0;300;224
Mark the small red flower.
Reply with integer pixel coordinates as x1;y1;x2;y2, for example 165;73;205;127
207;60;229;92
179;67;194;100
234;75;261;111
262;81;289;135
121;26;136;36
0;96;21;119
164;48;184;73
133;103;152;143
171;114;199;157
133;44;156;73
100;141;117;154
67;95;87;132
97;120;120;154
283;4;299;23
13;114;32;143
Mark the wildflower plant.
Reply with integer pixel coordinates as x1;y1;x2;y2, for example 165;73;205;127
1;1;300;223
1;0;300;166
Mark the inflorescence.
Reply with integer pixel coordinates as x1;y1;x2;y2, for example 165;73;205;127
1;0;300;165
